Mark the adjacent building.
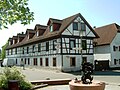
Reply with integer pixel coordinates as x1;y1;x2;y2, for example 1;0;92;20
6;13;98;72
94;23;120;70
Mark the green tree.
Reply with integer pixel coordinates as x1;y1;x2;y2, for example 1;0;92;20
0;0;34;29
1;42;8;60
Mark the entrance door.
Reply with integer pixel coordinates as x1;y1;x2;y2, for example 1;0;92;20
95;60;109;71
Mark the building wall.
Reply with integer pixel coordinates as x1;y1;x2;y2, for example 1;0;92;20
6;15;96;72
110;33;120;68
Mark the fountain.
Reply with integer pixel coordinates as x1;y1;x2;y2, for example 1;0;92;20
69;62;105;90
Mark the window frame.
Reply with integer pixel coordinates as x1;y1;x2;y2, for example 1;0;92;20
73;22;78;30
46;42;49;51
81;23;86;31
82;40;87;50
70;39;76;50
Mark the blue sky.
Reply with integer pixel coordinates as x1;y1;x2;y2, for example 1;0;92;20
0;0;120;48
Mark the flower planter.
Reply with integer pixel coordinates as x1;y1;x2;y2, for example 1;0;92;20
69;80;105;90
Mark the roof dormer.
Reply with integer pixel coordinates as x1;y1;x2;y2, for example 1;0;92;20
47;18;62;32
12;36;18;44
26;29;35;39
17;32;26;43
8;38;13;45
34;24;47;36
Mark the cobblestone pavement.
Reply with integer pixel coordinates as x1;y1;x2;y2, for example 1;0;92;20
1;66;120;90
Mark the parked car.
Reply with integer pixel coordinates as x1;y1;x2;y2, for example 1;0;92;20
2;58;15;67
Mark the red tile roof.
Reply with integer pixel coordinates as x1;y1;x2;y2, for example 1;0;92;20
94;23;120;46
6;13;98;49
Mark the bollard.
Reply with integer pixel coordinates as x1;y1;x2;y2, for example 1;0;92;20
8;80;19;90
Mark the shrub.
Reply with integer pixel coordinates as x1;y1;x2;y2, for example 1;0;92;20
0;67;32;90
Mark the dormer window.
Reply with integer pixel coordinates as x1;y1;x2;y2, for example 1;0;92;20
28;34;29;39
49;25;53;32
36;31;39;36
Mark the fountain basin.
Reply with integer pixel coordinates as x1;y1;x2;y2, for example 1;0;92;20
69;80;105;90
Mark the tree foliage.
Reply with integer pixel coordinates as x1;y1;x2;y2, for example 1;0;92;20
1;42;8;60
0;0;34;29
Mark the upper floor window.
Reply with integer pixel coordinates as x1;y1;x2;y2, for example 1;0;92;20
81;23;86;31
113;46;118;51
46;42;49;51
49;25;53;32
70;39;76;50
38;43;41;52
82;40;87;50
73;22;78;30
7;50;9;55
22;47;24;54
32;45;35;53
53;40;56;50
11;49;13;55
27;47;29;54
15;48;17;54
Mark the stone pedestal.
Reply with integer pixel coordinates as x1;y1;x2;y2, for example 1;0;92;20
69;80;105;90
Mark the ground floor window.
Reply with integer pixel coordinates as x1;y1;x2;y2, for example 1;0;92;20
70;57;76;66
82;57;87;63
28;58;30;65
25;58;26;64
40;58;42;66
53;58;56;66
33;58;37;65
114;59;117;65
16;59;17;64
45;58;49;66
119;59;120;64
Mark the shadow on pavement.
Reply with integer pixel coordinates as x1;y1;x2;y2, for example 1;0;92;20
93;70;120;76
65;70;120;76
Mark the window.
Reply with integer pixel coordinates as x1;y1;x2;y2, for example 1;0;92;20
40;58;42;66
70;39;76;50
119;46;120;51
81;23;86;31
46;42;49;51
70;57;76;66
49;25;53;32
53;58;56;66
82;57;87;63
7;50;9;55
28;58;30;65
22;47;24;54
25;58;26;64
114;59;117;65
36;31;39;36
32;45;35;53
33;58;37;65
16;59;17;64
53;40;56;50
15;48;17;54
82;40;87;50
73;22;78;30
27;47;29;54
45;58;49;66
11;49;13;55
38;43;41;52
113;46;117;51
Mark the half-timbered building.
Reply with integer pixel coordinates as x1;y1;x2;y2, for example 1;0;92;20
6;13;98;72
